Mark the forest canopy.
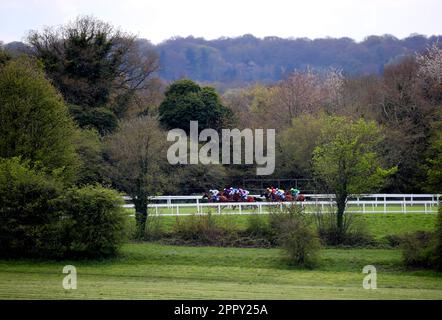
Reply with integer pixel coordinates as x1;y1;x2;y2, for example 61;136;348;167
3;33;442;89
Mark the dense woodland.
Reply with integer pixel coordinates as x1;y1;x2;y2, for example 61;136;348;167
4;33;442;89
155;34;442;88
1;18;441;197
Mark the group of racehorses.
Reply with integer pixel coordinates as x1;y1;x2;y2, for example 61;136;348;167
202;187;305;203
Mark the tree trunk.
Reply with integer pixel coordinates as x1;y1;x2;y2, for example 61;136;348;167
133;195;148;239
336;193;347;243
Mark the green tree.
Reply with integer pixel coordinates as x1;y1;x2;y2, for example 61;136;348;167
423;111;442;193
73;128;108;186
277;114;327;178
312;117;396;239
0;57;78;182
28;16;159;134
105;116;168;238
425;136;442;193
159;79;231;133
0;46;11;67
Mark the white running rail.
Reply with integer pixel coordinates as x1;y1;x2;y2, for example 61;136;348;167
122;195;441;216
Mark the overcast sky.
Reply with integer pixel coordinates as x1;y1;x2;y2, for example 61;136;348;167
0;0;441;44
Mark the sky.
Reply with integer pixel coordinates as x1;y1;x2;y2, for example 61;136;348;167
0;0;441;44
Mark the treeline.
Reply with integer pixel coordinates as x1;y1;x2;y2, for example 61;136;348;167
4;33;442;89
156;34;442;88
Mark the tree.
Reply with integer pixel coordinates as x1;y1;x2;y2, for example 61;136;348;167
276;68;323;122
159;79;231;133
73;128;108;186
376;57;434;192
223;84;281;130
0;57;79;182
28;16;159;134
277;114;327;178
423;112;442;193
312;117;396;239
425;134;442;193
0;44;11;67
416;43;442;104
104;116;168;238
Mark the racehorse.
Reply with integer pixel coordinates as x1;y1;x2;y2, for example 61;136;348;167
261;189;305;202
203;190;261;203
202;192;230;203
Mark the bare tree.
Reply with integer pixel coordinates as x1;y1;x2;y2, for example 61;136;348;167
323;67;345;114
105;116;168;238
416;43;442;105
417;43;442;84
276;68;324;122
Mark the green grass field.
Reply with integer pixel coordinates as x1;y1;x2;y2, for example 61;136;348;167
0;213;440;300
0;243;441;299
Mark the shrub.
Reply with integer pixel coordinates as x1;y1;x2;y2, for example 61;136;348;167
0;157;64;258
246;214;273;238
401;231;437;268
435;206;442;270
383;234;404;248
144;214;166;241
402;206;442;270
0;158;127;259
170;212;243;246
315;210;375;247
270;205;321;268
56;185;127;258
172;213;226;244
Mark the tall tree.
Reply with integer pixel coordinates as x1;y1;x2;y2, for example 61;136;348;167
104;117;168;238
312;117;396;240
159;79;232;133
28;16;159;134
0;57;78;182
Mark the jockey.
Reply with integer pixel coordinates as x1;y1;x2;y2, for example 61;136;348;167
230;188;239;197
209;189;220;202
239;188;250;201
290;188;300;197
276;188;286;200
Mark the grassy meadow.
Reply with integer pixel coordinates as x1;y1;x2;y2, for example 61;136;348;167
0;213;441;300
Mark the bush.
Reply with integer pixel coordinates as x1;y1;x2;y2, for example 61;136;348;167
401;206;442;270
315;210;375;247
401;231;437;268
0;158;127;259
435;206;442;270
57;185;127;258
172;213;228;244
144;214;166;241
246;214;273;238
0;158;64;258
383;234;404;248
270;205;321;268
